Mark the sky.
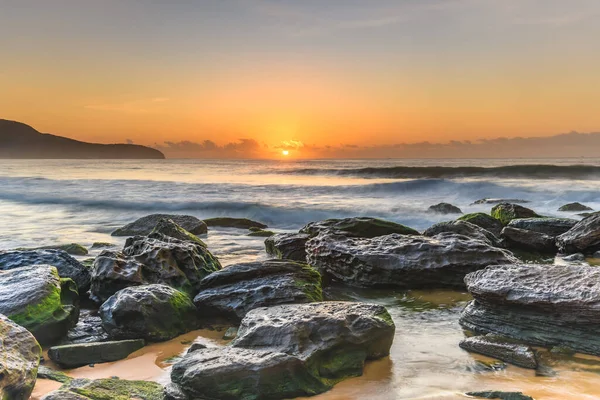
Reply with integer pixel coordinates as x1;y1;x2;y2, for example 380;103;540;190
1;0;600;159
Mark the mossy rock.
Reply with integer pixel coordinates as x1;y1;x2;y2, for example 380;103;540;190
301;217;419;238
458;213;504;236
247;229;275;237
16;243;89;256
203;217;267;229
490;203;541;225
466;391;534;400
149;218;207;246
38;366;73;384
50;378;164;400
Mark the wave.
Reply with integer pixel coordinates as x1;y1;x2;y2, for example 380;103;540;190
279;164;600;179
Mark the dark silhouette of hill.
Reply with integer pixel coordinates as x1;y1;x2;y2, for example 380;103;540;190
0;119;165;159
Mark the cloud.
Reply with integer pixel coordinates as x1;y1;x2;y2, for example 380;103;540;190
154;138;262;158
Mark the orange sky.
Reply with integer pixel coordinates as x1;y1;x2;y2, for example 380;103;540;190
1;1;600;158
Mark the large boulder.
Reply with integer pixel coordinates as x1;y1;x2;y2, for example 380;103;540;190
90;234;221;303
557;213;600;254
459;335;537;369
193;260;322;320
490;203;541;225
300;217;419;238
48;339;145;368
500;227;556;253
558;202;593;212
166;348;328;400
306;233;516;289
0;250;91;292
100;284;200;342
460;263;600;356
0;314;42;400
428;202;462;214
457;213;504;236
112;214;207;236
0;265;79;345
42;378;164;400
264;233;310;261
203;217;267;229
167;302;394;400
423;220;499;246
507;217;577;237
149;218;206;246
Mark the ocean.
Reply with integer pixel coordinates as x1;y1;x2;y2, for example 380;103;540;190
6;158;600;400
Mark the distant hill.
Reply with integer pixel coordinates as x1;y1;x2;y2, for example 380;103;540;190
0;119;165;159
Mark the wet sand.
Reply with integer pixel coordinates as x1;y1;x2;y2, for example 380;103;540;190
31;289;600;400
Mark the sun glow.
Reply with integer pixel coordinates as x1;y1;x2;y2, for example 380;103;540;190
282;150;289;156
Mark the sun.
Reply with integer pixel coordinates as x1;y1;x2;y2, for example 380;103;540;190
282;150;289;156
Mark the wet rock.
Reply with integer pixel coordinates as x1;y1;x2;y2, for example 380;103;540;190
165;348;329;400
300;217;419;238
203;217;267;230
90;234;221;303
459;335;537;369
167;301;395;400
428;202;463;214
458;213;504;236
472;198;530;205
90;242;116;249
467;360;507;373
460;263;600;356
63;310;109;344
561;253;586;262
508;217;577;237
193;260;322;320
43;378;164;400
557;213;600;254
16;243;88;256
265;232;310;261
48;339;145;368
100;284;200;342
466;391;533;400
0;313;42;400
149;218;206;246
185;343;207;354
490;203;541;225
306;233;516;289
0;265;79;345
247;229;275;237
500;226;556;253
223;327;237;340
37;366;72;383
558;202;593;212
0;249;91;293
112;214;207;236
423;221;499;246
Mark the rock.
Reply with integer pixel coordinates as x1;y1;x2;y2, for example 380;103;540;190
100;284;200;342
490;203;541;225
193;260;322;320
428;202;463;214
223;327;237;340
507;217;577;237
185;343;207;354
247;229;275;237
149;218;206;246
306;233;516;289
500;226;556;253
64;310;109;344
37;366;72;383
90;242;116;249
301;217;419;238
112;214;207;236
203;217;267;230
43;378;164;400
560;253;586;262
16;243;88;256
558;202;593;212
0;265;79;345
472;198;530;205
466;391;534;400
459;335;537;369
458;213;504;236
166;348;329;400
48;339;145;368
0;249;91;293
0;313;42;400
167;302;395;400
90;234;221;303
423;220;499;246
557;213;600;254
460;263;600;356
264;233;310;262
468;360;507;373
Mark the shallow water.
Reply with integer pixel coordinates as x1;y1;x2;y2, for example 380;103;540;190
5;158;600;399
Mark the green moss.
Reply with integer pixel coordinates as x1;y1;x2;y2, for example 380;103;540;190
294;265;323;302
459;212;491;222
374;308;395;327
10;280;62;329
38;366;73;384
315;347;367;382
247;230;275;237
64;378;164;400
16;243;88;256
